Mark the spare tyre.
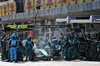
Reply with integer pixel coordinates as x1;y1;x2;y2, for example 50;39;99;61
78;42;88;52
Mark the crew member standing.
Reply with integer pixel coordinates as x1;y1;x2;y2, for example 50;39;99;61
8;34;17;62
25;36;34;61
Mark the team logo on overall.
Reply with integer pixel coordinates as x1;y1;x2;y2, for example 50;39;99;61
12;40;16;45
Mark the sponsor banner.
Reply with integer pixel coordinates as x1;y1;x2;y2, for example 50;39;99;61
29;0;33;11
69;0;76;5
63;0;68;6
56;0;62;7
45;0;50;9
25;0;29;12
12;2;16;14
85;0;92;2
9;2;16;14
9;3;12;14
50;0;55;8
5;4;8;15
0;5;2;16
2;5;5;15
39;0;44;9
77;0;83;3
34;0;39;10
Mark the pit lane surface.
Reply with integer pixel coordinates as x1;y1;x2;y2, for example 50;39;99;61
0;55;100;66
